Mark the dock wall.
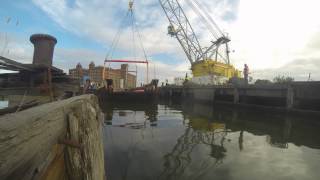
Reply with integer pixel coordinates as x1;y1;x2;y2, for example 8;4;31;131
0;95;105;180
160;82;320;111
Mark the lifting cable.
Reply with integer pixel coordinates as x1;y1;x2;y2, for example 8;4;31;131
185;0;228;63
131;9;148;61
130;7;137;60
185;0;219;39
185;0;225;39
106;0;148;62
106;10;130;60
192;0;225;37
104;0;150;83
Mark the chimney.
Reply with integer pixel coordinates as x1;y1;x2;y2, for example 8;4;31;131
121;64;128;88
30;34;57;67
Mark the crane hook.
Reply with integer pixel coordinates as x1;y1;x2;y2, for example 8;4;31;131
129;0;134;10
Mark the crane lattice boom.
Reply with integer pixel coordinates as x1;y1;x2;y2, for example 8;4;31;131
159;0;204;64
159;0;230;64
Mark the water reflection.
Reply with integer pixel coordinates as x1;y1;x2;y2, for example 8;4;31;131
0;96;8;109
102;100;320;180
158;124;228;180
181;102;320;149
101;101;158;127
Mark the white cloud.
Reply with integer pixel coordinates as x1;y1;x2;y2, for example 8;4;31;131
0;32;33;63
0;32;188;84
229;0;320;69
147;60;190;83
3;0;320;81
252;58;320;81
31;0;181;56
190;0;320;80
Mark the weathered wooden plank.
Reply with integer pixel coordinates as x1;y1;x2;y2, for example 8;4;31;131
0;95;105;180
0;100;39;115
64;97;105;180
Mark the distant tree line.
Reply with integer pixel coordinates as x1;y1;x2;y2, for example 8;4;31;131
255;75;294;85
273;75;294;84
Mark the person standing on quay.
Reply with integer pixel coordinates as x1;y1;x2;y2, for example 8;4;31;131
244;64;249;85
83;79;92;94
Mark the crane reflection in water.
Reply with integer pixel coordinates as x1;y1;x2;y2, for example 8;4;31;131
157;115;230;180
102;101;248;180
101;99;320;180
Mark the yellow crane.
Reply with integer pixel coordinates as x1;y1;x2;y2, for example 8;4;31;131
160;0;241;84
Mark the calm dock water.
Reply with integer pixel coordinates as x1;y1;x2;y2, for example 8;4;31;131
102;101;320;180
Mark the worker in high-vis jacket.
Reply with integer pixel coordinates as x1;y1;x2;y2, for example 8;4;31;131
244;64;249;85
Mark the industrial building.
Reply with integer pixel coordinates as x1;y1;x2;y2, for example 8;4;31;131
0;34;79;105
69;62;136;90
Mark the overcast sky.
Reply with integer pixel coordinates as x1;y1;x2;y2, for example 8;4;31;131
1;0;320;83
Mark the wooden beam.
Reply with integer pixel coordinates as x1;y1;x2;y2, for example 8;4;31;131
0;95;105;180
0;100;39;116
0;56;34;71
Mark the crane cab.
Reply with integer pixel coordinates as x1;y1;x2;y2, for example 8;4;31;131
167;25;176;37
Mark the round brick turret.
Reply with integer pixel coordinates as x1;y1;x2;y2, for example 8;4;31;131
30;34;57;67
